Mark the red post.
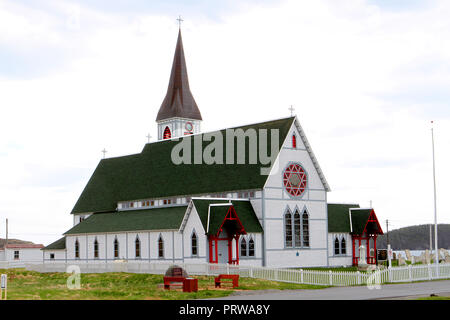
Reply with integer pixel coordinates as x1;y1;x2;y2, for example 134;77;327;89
209;237;213;263
374;235;377;264
228;238;232;264
352;237;355;265
366;237;370;264
215;237;218;263
235;235;239;265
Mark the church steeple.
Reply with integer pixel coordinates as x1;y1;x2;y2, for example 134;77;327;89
156;29;202;140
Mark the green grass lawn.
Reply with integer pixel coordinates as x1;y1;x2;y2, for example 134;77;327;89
0;268;323;300
417;296;450;301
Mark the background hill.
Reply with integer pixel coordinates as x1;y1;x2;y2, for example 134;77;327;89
377;224;450;250
0;238;34;249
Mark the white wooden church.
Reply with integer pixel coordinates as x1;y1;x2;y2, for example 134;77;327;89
43;28;383;268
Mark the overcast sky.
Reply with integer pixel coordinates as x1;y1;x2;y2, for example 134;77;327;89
1;0;449;245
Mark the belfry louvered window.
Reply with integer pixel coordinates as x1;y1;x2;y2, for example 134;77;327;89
163;126;171;139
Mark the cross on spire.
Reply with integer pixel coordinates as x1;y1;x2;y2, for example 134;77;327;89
289;105;295;117
176;15;184;29
146;133;152;143
101;148;107;159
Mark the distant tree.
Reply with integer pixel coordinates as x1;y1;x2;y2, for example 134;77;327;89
377;224;450;250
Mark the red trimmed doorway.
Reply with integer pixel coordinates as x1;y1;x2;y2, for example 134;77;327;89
208;206;246;265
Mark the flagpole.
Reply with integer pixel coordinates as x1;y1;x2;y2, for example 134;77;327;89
431;121;439;275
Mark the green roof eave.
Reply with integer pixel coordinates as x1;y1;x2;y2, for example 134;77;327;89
350;209;374;235
327;203;360;233
43;237;66;250
64;206;188;235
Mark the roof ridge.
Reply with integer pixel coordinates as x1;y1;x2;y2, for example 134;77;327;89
143;116;295;149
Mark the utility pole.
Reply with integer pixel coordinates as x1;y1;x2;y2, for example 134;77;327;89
385;220;389;245
5;219;8;247
431;121;439;271
429;224;432;251
386;219;392;268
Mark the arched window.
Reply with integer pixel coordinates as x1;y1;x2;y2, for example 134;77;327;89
248;237;255;257
334;237;340;255
240;238;247;257
302;211;310;247
292;134;297;149
285;211;293;248
191;232;198;256
94;239;99;259
163;126;171;139
158;235;164;258
293;211;301;247
75;239;80;259
341;237;346;255
135;236;141;258
114;237;119;259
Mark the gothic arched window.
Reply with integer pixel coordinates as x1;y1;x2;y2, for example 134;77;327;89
248;237;255;257
294;211;301;247
158;235;164;258
292;134;297;149
191;232;198;256
285;211;293;248
302;211;310;247
240;238;247;257
114;237;119;259
341;237;346;255
334;237;340;255
94;239;99;259
135;236;141;258
75;239;80;259
163;126;171;139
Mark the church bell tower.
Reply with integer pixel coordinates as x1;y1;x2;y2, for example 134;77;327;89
156;28;202;140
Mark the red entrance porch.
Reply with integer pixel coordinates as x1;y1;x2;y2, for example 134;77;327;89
208;205;246;265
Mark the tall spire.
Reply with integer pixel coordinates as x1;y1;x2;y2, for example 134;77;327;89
156;29;202;121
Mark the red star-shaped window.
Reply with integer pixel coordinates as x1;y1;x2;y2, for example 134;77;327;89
283;163;307;197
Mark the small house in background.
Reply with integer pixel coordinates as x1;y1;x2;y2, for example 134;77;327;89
0;241;44;262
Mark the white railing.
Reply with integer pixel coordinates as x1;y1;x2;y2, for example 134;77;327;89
0;261;43;269
7;261;450;287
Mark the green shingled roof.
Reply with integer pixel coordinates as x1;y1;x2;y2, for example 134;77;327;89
192;199;263;235
350;209;379;235
43;237;66;250
71;117;295;214
327;203;360;233
64;206;188;235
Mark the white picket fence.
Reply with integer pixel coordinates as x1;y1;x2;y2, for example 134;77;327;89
2;261;450;287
